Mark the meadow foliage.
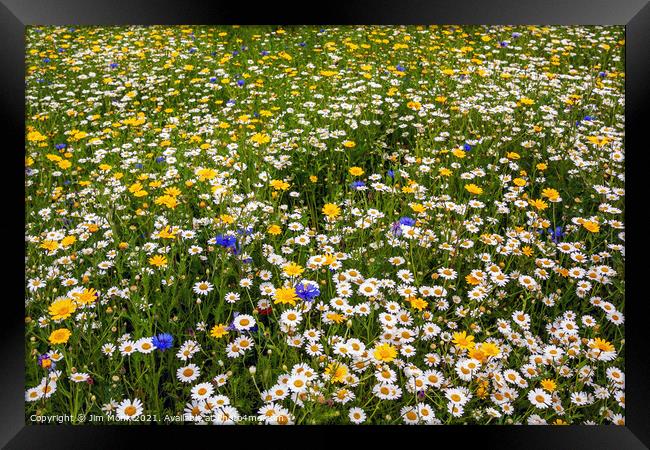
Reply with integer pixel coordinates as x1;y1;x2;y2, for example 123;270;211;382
25;25;625;425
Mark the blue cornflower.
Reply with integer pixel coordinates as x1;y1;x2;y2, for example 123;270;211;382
55;143;67;150
226;99;236;106
299;42;306;47
216;234;240;254
110;62;118;69
261;50;269;56
583;115;593;121
135;163;143;169
463;143;472;151
399;216;416;227
189;48;197;53
155;156;165;163
396;64;406;72
500;41;508;47
210;77;217;83
387;169;395;180
549;226;564;243
152;333;174;351
237;79;245;87
232;50;239;56
351;180;366;190
236;226;253;236
296;282;320;302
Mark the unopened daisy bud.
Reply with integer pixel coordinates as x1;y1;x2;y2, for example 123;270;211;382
282;365;288;371
218;360;224;367
267;349;272;355
346;320;352;328
91;395;96;401
249;366;257;375
111;375;119;382
226;370;232;377
385;415;392;421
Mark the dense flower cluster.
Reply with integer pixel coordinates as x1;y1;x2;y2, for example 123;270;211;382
25;25;624;425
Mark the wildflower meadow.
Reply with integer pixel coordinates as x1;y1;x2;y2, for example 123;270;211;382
25;25;625;425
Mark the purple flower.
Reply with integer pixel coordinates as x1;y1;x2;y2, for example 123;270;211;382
237;79;245;87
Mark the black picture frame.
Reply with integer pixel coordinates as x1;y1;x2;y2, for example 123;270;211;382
2;1;648;448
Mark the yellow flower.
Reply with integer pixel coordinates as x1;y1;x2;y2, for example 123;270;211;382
149;255;168;267
587;136;611;147
250;132;271;144
220;214;235;224
274;287;298;306
270;179;290;191
438;168;452;177
452;148;467;158
349;166;364;176
267;224;282;235
210;324;229;339
479;342;500;357
325;362;348;383
582;221;600;233
410;203;426;213
529;199;548;211
195;167;217;180
48;298;77;320
513;178;527;187
541;379;557;392
506;152;520;160
40;240;59;252
465;184;483;195
590;338;614;352
536;162;548;171
72;288;98;306
322;203;341;218
283;262;304;277
49;328;71;345
408;297;428;311
373;342;397;362
452;331;475;349
342;140;356;148
155;195;178;209
157;226;178;239
60;236;76;247
326;312;345;324
407;101;421;110
542;188;560;201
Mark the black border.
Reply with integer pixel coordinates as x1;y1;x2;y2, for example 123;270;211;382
2;1;649;448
